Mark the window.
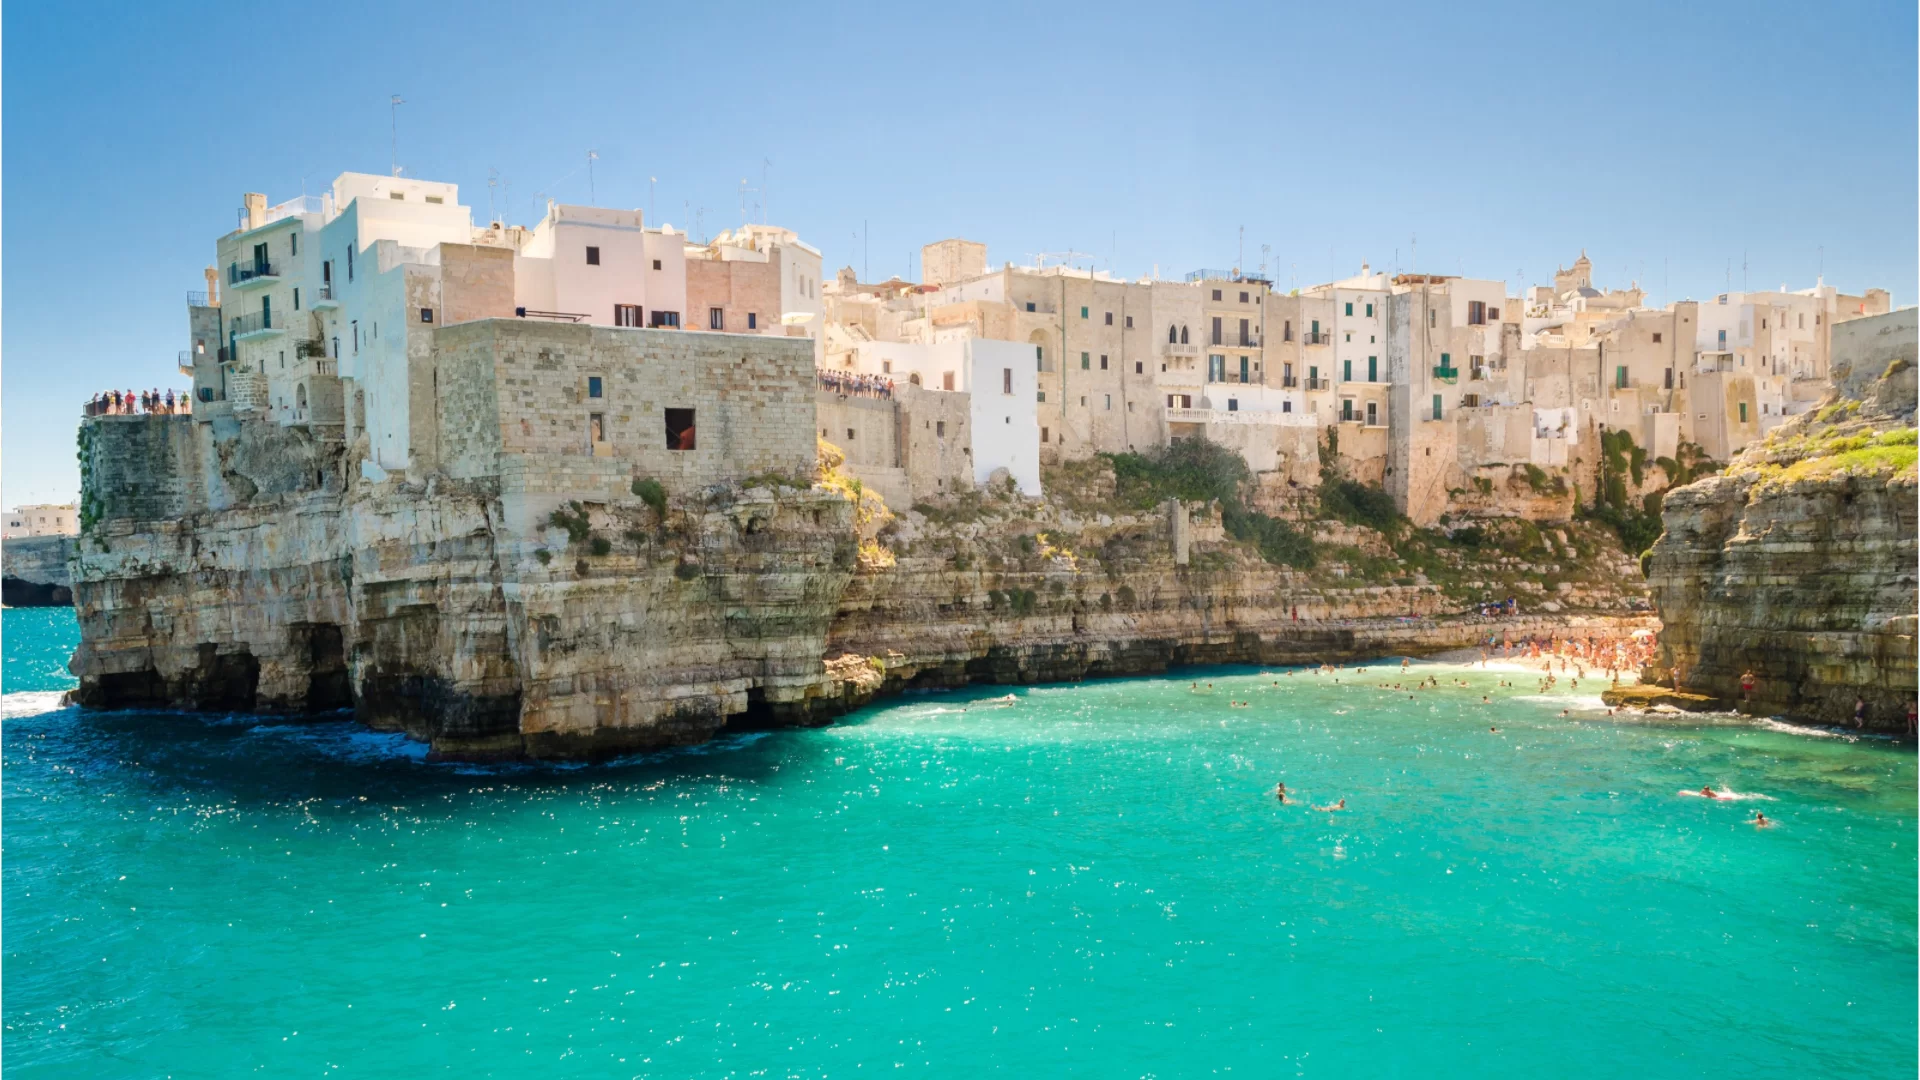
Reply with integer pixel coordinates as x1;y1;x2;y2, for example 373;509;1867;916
653;259;662;271
665;408;696;450
293;287;301;310
1105;394;1112;409
1212;289;1222;301
589;412;605;444
1041;427;1050;443
1432;394;1443;421
1099;354;1108;370
425;194;444;205
1180;325;1189;345
414;307;431;324
650;309;681;329
1135;361;1143;374
347;247;354;281
1209;355;1226;382
943;372;955;391
1366;303;1374;317
1429;310;1436;328
1104;312;1113;325
1653;332;1663;344
1367;401;1378;426
1282;400;1292;413
352;320;359;355
1345;302;1353;316
615;304;642;327
1738;402;1749;423
586;246;601;266
1367;356;1377;382
1037;391;1046;403
747;313;758;330
588;376;603;398
1239;291;1249;303
1488;307;1500;321
390;191;406;200
1080;306;1089;319
846;427;857;441
1615;366;1628;389
1081;351;1090;370
1468;300;1486;325
709;308;725;330
1342;399;1354;421
1003;368;1013;394
1212;317;1222;345
289;232;298;256
1664;368;1674;390
1239;318;1250;345
936;420;946;438
1125;315;1134;329
1239;356;1249;382
1343;359;1352;382
1026;302;1036;312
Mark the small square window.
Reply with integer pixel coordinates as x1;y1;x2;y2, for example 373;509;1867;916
665;408;696;450
652;259;662;271
1025;302;1036;312
1653;332;1662;343
588;376;603;398
1212;289;1222;301
586;246;601;265
1080;306;1089;319
748;313;758;330
1099;354;1108;370
1239;291;1249;303
425;195;444;204
1104;311;1113;325
847;428;857;440
1125;315;1134;329
420;307;433;323
936;420;946;437
1134;361;1143;374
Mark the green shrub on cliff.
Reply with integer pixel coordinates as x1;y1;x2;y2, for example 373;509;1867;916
1105;438;1316;569
630;478;667;517
1320;479;1400;534
548;501;592;544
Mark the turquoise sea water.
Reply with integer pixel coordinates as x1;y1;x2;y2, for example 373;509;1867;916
4;608;1914;1077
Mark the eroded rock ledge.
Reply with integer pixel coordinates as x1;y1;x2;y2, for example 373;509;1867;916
69;413;1650;760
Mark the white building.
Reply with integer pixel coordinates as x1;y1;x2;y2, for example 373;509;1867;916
4;504;79;538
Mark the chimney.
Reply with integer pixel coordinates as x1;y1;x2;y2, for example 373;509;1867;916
243;192;267;230
204;266;221;307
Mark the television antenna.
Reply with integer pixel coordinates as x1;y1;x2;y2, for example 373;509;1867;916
586;150;599;204
389;95;405;177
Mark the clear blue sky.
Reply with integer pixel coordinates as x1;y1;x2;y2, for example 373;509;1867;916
4;0;1914;504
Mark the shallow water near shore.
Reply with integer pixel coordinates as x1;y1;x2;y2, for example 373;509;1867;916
4;608;1914;1077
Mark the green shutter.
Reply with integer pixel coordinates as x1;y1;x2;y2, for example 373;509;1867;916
1080;306;1088;319
1343;360;1351;381
1433;394;1443;420
1739;402;1748;422
1345;302;1353;316
1081;352;1090;369
1368;357;1377;382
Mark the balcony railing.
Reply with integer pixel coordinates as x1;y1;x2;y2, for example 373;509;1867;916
514;307;589;323
1281;376;1298;388
228;261;279;287
228;309;284;337
312;359;338;377
1470;366;1488;381
187;291;213;308
1303;331;1331;346
1161;341;1199;358
1306;376;1331;391
312;284;338;306
178;350;195;375
1432;364;1459;384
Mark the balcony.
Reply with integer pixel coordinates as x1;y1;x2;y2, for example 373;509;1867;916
1161;341;1200;358
312;284;340;309
1432;364;1459;384
187;290;215;308
228;309;286;340
1306;376;1331;391
1281;376;1298;388
228;261;280;289
312;359;339;377
1303;331;1331;346
178;350;196;375
1470;366;1488;381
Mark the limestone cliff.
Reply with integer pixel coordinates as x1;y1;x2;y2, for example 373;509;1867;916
70;414;1650;760
2;536;76;606
1644;310;1917;729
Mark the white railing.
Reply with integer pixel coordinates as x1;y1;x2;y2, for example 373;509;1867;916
1166;407;1314;427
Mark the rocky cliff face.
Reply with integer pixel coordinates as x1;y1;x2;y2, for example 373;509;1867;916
1644;311;1917;730
70;414;1650;760
2;536;76;606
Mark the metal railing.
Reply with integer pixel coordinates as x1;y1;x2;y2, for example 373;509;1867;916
1281;376;1298;388
228;309;281;336
187;291;213;307
1432;365;1459;384
514;307;588;323
1306;377;1331;391
228;261;278;286
313;284;336;303
1303;331;1331;346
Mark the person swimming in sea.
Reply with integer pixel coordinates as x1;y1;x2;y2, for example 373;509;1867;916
1489;725;1499;733
1314;798;1346;812
1750;811;1771;827
1699;785;1721;799
1273;782;1290;804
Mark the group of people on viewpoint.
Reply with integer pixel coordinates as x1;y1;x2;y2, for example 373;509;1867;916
817;371;895;399
86;389;189;417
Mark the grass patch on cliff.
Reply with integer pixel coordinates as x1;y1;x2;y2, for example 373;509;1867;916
1105;438;1316;568
1756;430;1918;491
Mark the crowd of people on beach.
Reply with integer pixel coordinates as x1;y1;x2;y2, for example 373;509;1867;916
817;371;895;399
85;389;190;416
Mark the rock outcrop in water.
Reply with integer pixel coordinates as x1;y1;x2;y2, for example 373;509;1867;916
1643;309;1918;730
70;413;1652;760
2;536;76;607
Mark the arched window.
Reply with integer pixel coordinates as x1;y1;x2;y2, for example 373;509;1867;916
296;385;308;411
1168;324;1177;344
909;372;922;386
1180;325;1189;345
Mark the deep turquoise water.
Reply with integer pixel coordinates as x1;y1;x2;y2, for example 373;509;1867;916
4;608;1914;1077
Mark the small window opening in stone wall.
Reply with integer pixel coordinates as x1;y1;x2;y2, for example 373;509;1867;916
665;408;696;450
